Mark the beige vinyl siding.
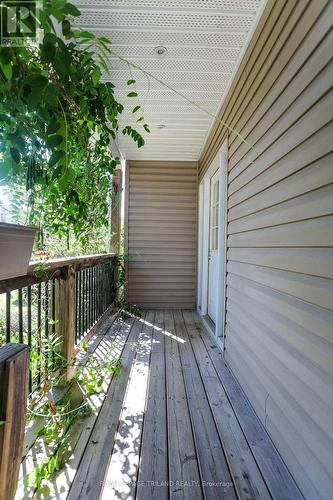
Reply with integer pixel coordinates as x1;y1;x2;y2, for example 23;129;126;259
199;0;333;499
126;161;197;309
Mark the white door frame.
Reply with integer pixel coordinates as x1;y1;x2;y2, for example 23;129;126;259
197;140;228;346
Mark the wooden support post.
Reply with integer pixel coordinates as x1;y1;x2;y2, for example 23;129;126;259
110;168;122;255
58;265;76;381
0;343;29;500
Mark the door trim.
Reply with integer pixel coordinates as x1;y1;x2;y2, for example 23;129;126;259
197;140;228;345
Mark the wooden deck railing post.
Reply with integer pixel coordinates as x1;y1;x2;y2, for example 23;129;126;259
0;344;29;500
57;265;76;381
110;168;122;255
110;168;122;301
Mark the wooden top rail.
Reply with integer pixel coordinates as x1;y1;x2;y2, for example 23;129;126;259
0;253;117;295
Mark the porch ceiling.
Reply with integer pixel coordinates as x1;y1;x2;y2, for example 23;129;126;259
73;0;263;161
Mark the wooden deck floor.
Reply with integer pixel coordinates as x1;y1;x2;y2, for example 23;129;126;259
34;310;300;500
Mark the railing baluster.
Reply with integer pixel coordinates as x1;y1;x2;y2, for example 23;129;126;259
88;267;91;330
37;283;42;386
27;286;32;392
82;268;86;336
6;292;10;343
78;271;82;340
18;288;23;343
51;279;56;368
91;267;93;326
94;266;97;323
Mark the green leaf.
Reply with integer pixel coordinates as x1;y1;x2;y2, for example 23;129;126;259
132;105;140;114
98;36;111;44
0;62;12;80
10;148;20;163
47;120;60;135
49;150;65;167
143;124;151;133
62;20;71;36
127;79;136;85
136;117;144;123
52;0;67;10
127;92;138;98
0;48;12;65
47;135;63;148
52;55;69;79
44;84;60;107
65;3;81;16
91;67;101;86
43;33;58;46
73;30;95;40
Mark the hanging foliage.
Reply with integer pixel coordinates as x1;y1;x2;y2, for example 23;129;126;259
0;0;146;242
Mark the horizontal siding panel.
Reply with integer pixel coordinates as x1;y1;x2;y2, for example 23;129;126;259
128;260;196;268
226;274;333;344
128;244;196;252
199;0;305;174
227;289;333;402
229;59;333;175
228;215;333;247
266;400;332;500
225;325;333;500
128;278;196;286
229;24;333;163
199;1;333;497
129;256;197;264
225;0;325;152
129;227;197;236
225;306;333;439
228;152;333;219
227;275;333;369
130;187;197;196
229;90;333;191
127;160;197;308
228;247;333;279
126;302;195;309
228;261;333;311
229;122;333;210
228;185;333;233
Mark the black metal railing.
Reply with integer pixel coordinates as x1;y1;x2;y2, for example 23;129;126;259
75;260;116;343
0;254;117;393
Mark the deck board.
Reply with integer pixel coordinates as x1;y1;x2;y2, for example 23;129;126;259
136;310;168;500
41;309;300;500
174;310;236;500
164;310;203;500
68;315;141;499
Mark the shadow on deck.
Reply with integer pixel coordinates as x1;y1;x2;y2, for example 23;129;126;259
23;310;301;500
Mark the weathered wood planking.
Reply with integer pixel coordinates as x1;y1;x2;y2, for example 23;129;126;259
17;309;304;499
164;310;203;500
173;310;236;500
198;319;303;500
34;315;130;500
182;310;270;500
67;315;142;500
101;312;153;499
136;311;169;500
17;313;123;500
0;344;29;500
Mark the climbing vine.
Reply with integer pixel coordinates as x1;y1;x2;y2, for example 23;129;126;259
0;0;148;243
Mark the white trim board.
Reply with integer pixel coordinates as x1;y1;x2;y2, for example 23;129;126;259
197;140;228;347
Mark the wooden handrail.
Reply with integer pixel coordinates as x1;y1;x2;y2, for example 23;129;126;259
0;253;117;295
1;253;118;383
29;253;117;272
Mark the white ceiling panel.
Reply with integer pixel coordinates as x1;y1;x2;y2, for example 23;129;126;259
73;0;263;161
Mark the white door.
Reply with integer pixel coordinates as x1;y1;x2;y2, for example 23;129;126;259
208;169;220;323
